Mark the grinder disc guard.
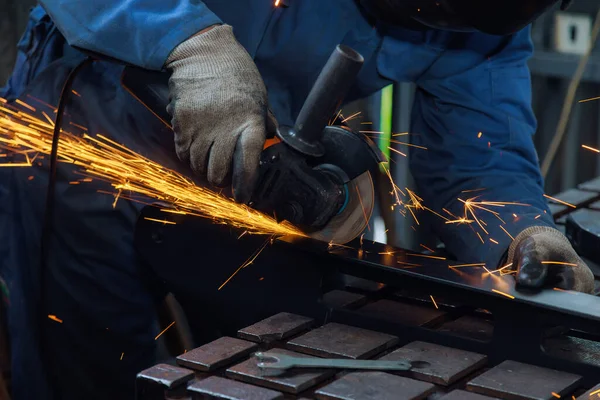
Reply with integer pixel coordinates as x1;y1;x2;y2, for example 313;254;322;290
308;171;374;244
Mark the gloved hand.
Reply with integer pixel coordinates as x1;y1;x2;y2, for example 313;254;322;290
507;226;595;293
165;24;277;203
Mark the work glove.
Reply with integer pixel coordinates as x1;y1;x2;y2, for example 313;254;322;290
165;24;276;203
507;226;595;293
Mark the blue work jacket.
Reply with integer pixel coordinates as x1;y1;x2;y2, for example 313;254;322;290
0;1;553;398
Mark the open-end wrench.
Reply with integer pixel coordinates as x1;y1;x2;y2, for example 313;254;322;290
254;352;429;372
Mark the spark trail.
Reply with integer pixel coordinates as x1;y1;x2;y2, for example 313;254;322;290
0;99;303;238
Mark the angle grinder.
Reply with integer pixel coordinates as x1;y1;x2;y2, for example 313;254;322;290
121;45;384;243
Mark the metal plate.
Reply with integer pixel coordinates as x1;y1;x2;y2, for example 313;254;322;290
577;383;600;399
176;337;258;372
314;371;435;400
309;171;374;244
238;313;314;344
357;299;447;327
322;290;367;309
225;348;335;394
467;360;582;399
438;390;499;400
543;336;600;367
378;341;487;386
286;322;398;359
548;189;599;207
580;177;600;193
437;316;494;342
136;363;194;400
187;376;284;400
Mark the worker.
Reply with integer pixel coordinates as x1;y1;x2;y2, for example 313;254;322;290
0;0;594;399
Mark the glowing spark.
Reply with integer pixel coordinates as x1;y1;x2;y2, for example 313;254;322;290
551;392;560;398
397;261;421;267
461;188;485;193
477;132;482;138
389;139;427;150
582;144;600;153
543;194;576;209
457;197;529;234
15;99;36;112
120;352;124;360
553;287;567;292
71;90;81;97
489;238;498;244
388;147;407;157
341;111;362;123
589;388;600;396
430;295;439;309
218;237;272;290
499;225;514;241
449;263;485;268
534;214;541;219
154;321;175;340
491;289;515;299
476;232;484;243
578;96;600;103
0;100;303;238
48;314;63;323
391;132;409;137
420;244;435;253
143;217;176;225
360;130;383;134
541;261;578;267
406;253;446;260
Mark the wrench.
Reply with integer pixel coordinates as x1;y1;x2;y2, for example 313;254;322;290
254;352;429;372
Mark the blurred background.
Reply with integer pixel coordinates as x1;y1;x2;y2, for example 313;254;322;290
1;0;599;250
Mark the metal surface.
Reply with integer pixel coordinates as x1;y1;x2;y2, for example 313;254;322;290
286;322;398;359
225;348;335;394
135;206;600;385
135;364;194;400
237;312;314;344
580;177;600;192
578;383;600;399
543;336;600;367
436;316;494;342
322;290;366;309
254;351;416;371
467;360;582;400
357;299;448;327
187;376;284;400
566;208;600;264
308;171;375;244
176;336;258;372
528;51;600;83
438;390;499;400
314;371;435;400
378;341;487;386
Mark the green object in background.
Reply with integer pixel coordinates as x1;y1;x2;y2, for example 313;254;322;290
379;85;393;171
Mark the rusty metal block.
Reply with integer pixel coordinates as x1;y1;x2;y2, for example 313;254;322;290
286;322;398;359
577;383;600;399
437;316;493;342
176;336;258;372
439;390;499;399
322;290;366;309
314;371;435;400
378;341;487;386
357;299;447;327
238;312;314;344
225;348;335;394
467;360;582;400
187;376;284;400
136;363;194;400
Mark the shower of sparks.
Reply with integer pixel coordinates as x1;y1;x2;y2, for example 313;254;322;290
543;194;576;209
0;99;303;238
582;144;600;153
448;197;530;236
154;321;175;340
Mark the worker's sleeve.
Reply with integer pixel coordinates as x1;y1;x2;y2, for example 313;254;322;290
410;27;553;268
38;0;222;70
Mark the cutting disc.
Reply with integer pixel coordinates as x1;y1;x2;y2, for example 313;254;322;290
309;171;375;244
